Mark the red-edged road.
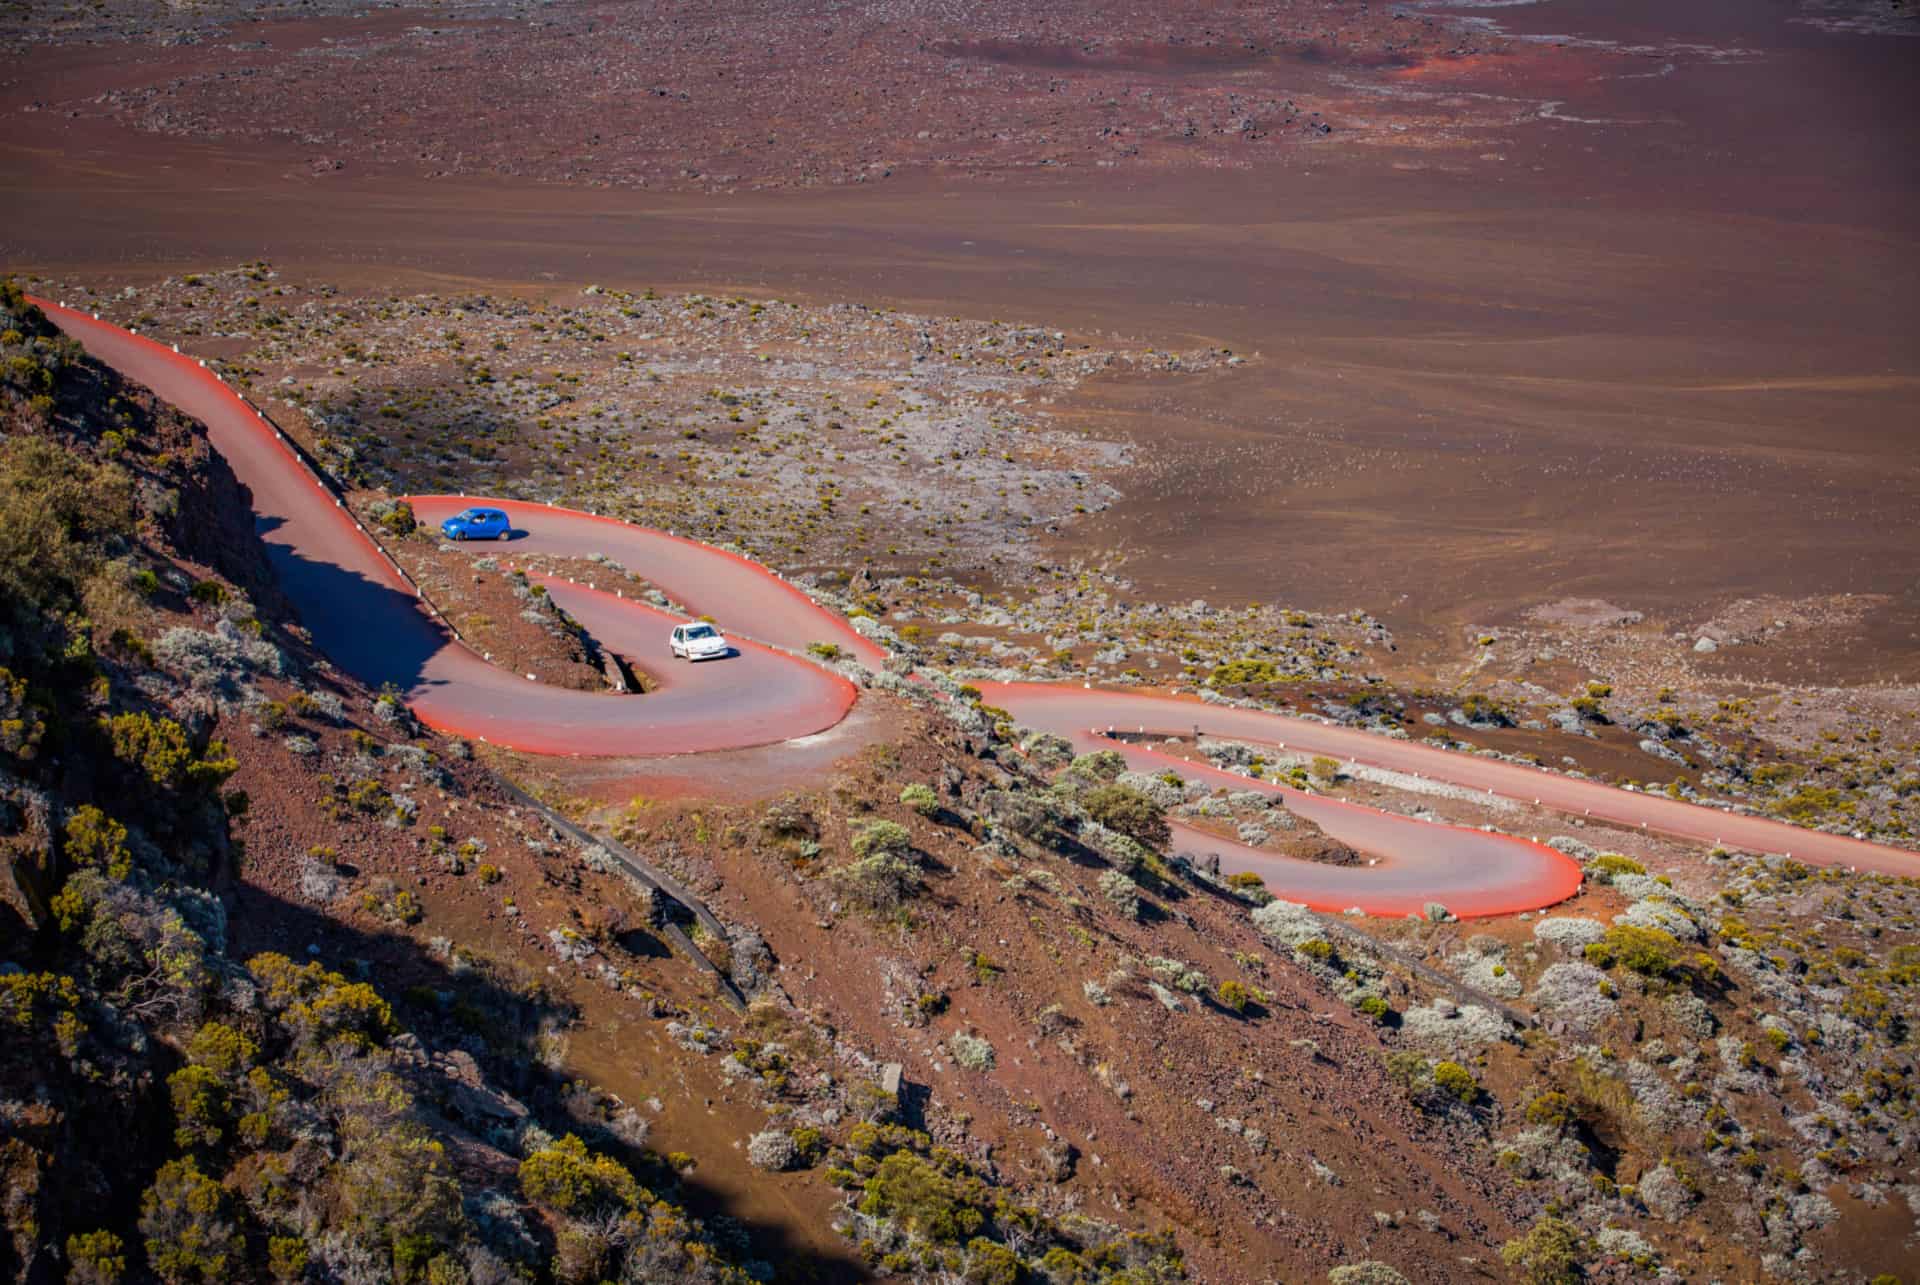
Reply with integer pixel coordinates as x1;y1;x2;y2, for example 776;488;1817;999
38;299;1920;916
35;299;860;756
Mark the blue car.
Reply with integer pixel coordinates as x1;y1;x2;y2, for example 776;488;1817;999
440;507;511;541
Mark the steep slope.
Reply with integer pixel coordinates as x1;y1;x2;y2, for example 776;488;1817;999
0;282;776;1284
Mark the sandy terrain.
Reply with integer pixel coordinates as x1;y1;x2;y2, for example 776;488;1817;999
6;0;1915;685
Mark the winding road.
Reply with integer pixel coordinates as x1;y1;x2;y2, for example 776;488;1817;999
37;298;1920;918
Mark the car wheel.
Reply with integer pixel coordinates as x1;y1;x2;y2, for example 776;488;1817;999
495;530;508;541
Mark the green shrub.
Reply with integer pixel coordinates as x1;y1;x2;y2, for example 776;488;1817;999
186;1021;257;1077
267;1237;309;1284
1500;1216;1585;1285
1459;693;1515;726
1209;658;1278;687
519;1134;643;1216
1525;1091;1576;1130
0;434;135;627
66;1229;127;1285
363;885;424;925
858;1151;989;1243
1431;1061;1478;1105
1588;853;1645;882
1098;869;1141;920
1146;956;1209;994
100;712;235;792
1068;749;1127;781
1772;785;1852;822
1584;923;1683;978
1216;979;1255;1013
1383;1051;1427;1090
1355;995;1390;1021
370;498;417;536
791;1126;824;1166
964;1237;1021;1285
246;953;396;1048
946;954;992;989
831;852;923;913
139;1156;240;1283
851;819;912;859
948;1031;995;1071
63;805;132;880
899;783;939;815
1082;783;1170;847
1295;938;1335;965
168;1063;229;1149
1327;1264;1411;1285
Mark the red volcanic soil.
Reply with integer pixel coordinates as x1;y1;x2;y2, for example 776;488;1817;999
5;0;1917;682
5;0;1509;189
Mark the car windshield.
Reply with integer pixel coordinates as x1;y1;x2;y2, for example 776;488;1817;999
461;509;486;521
685;625;717;640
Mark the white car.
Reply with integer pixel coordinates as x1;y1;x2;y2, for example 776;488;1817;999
669;622;730;661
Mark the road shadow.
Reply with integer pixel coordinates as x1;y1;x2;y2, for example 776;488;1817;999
255;515;455;697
